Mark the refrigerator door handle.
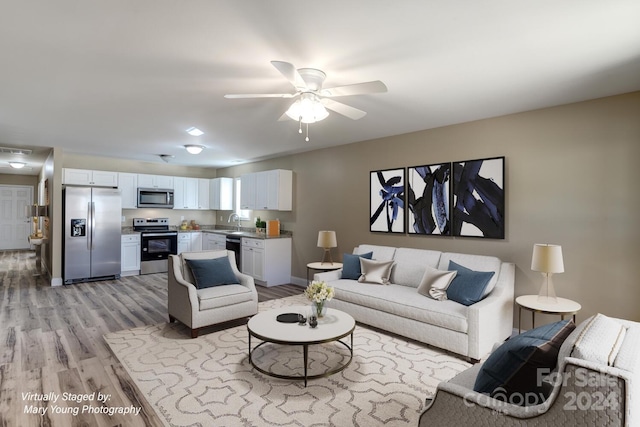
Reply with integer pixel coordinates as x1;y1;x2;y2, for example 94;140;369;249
88;201;96;251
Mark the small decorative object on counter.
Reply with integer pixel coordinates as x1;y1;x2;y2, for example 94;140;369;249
190;220;200;230
304;280;335;319
180;220;188;230
267;219;280;237
255;216;267;234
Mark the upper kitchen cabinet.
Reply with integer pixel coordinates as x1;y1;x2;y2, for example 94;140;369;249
173;177;198;210
137;174;174;189
118;172;138;209
253;169;293;211
210;177;233;210
197;179;210;210
240;173;257;210
63;168;118;187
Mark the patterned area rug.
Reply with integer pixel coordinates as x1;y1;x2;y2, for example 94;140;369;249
104;295;470;427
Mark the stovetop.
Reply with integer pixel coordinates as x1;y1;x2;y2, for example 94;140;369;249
133;217;171;232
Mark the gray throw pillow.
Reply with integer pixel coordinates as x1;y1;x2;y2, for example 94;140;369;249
446;261;495;306
185;257;238;289
342;252;373;279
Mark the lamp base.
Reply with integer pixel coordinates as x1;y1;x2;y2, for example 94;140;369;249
537;272;558;304
320;248;334;265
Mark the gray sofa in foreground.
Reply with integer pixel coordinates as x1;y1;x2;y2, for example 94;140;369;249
314;244;515;361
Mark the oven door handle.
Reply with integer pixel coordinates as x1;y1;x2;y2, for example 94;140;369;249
142;232;178;237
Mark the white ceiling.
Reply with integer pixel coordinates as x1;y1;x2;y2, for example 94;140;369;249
1;0;639;174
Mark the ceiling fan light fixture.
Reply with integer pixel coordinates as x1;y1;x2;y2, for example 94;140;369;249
184;145;205;154
285;93;329;124
9;161;26;169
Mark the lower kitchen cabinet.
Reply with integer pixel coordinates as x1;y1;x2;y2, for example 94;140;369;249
241;237;291;286
178;232;202;254
203;232;226;251
121;234;141;276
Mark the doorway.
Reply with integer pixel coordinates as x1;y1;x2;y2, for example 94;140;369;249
0;185;33;250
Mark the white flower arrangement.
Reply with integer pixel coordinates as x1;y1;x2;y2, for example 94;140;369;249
304;280;335;304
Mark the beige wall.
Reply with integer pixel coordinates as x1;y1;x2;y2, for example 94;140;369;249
0;174;38;189
217;91;640;328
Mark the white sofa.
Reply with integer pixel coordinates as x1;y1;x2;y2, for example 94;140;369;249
314;244;515;361
419;315;640;426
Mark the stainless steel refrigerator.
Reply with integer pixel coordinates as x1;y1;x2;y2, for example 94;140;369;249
63;187;121;284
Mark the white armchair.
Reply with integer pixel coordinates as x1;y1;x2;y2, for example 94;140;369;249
168;250;258;338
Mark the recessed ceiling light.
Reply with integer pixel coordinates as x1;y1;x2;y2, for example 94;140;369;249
186;127;204;136
9;161;26;169
184;145;205;155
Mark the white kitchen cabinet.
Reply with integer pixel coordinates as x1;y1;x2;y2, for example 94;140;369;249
240;173;257;210
242;170;292;211
178;232;202;254
210;177;233;210
203;232;226;251
173;177;200;210
197;179;210;210
121;234;141;276
137;174;174;189
63;168;118;187
241;237;291;286
118;172;138;209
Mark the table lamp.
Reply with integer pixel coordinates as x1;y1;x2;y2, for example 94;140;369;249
531;243;564;303
317;231;337;264
25;204;48;238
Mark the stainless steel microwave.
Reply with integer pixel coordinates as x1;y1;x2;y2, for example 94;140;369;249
137;188;174;209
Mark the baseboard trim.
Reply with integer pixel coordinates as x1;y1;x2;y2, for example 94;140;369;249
290;276;307;287
51;277;63;287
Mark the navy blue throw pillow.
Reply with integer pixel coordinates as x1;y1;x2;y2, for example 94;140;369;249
446;261;495;306
342;252;373;279
473;319;576;406
185;257;238;289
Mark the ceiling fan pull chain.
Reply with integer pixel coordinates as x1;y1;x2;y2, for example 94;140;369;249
298;117;303;134
305;123;310;142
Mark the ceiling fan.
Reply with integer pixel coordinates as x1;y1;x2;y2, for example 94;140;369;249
224;61;387;140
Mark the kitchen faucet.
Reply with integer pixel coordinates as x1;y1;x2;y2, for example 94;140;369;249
228;213;241;231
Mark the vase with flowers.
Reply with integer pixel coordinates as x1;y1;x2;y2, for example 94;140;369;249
304;280;335;318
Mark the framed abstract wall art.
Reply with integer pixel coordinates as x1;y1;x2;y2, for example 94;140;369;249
407;163;451;236
370;168;405;233
452;156;505;239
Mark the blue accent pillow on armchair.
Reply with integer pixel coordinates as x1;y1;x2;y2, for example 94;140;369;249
185;257;238;289
342;252;373;279
446;261;495;306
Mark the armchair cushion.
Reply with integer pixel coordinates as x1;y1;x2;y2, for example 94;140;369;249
473;319;576;405
185;257;238;289
446;261;495;306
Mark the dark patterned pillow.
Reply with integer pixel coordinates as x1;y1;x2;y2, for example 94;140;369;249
473;319;576;406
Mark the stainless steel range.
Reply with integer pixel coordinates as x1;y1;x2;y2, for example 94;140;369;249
133;218;178;274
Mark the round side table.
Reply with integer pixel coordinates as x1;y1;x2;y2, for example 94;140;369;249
307;262;343;284
516;295;581;334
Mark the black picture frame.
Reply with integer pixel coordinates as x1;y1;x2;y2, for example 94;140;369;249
452;156;505;239
407;163;451;236
370;168;405;233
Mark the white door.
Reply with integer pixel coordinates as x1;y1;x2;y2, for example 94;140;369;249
0;185;33;250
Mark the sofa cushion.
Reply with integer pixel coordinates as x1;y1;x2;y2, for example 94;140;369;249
438;253;501;296
186;257;238;289
331;279;468;333
571;313;627;366
357;258;394;285
473;319;576;406
355;244;396;261
417;266;457;301
197;284;254;311
446;261;495;306
390;248;442;287
342;252;373;279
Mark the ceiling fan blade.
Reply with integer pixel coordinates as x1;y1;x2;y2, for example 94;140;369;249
320;80;387;97
271;60;307;90
321;98;367;120
224;93;296;99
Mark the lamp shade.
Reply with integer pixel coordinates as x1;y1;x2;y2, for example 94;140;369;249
285;93;329;124
25;204;48;217
317;231;337;248
531;244;564;273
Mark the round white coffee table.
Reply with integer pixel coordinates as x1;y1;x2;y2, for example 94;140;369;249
247;305;355;386
516;295;581;333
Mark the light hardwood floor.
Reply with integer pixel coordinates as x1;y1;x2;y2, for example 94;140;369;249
0;249;302;427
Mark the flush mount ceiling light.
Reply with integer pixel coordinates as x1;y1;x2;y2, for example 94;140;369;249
159;154;174;163
186;127;204;137
9;161;26;169
184;145;205;155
